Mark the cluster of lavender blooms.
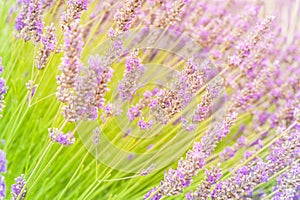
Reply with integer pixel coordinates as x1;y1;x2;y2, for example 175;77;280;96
118;50;145;101
36;23;57;70
210;128;300;199
272;162;300;199
143;1;300;199
57;0;130;125
127;89;159;122
128;60;211;129
152;0;189;28
145;106;238;198
0;150;6;199
191;74;223;124
59;52;114;123
185;164;222;200
15;0;44;43
126;60;221;130
56;18;83;102
60;0;88;30
11;174;27;200
15;1;58;70
227;16;275;70
48;128;75;146
11;0;300;198
0;176;5;200
0;58;8;118
151;61;208;125
113;0;145;35
57;19;84;122
177;124;299;200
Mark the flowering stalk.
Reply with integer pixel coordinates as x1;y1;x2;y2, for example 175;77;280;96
118;49;144;101
271;162;300;200
0;58;8;118
89;55;113;111
36;23;57;70
0;150;6;200
0;175;5;200
127;89;158;121
48;128;75;146
61;0;88;29
15;0;44;43
153;0;189;28
228;16;275;68
192;77;223;123
212;128;300;199
185;164;222;200
56;19;85;122
113;0;145;34
145;110;238;198
149;61;207;125
15;0;30;33
11;174;27;200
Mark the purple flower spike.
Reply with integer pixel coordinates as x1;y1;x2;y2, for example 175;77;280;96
36;23;57;70
61;0;89;29
0;175;5;199
15;0;44;44
118;50;144;101
0;58;8;117
113;0;144;34
186;164;222;199
0;150;6;173
48;128;75;146
11;174;27;200
138;119;153;130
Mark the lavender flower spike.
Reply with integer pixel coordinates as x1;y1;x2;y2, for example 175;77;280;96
89;55;113;110
154;0;189;28
48;128;75;146
212;129;300;199
36;23;57;70
11;174;27;200
61;0;88;29
0;175;6;200
15;0;44;43
0;149;6;200
118;49;144;100
15;0;30;33
114;0;145;34
0;175;5;200
0;58;8;118
145;110;237;198
0;150;6;173
272;163;300;199
56;19;83;104
186;164;222;200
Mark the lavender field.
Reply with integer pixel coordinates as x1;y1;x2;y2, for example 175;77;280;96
0;0;299;199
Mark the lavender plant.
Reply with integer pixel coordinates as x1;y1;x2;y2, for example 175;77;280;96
0;0;299;199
